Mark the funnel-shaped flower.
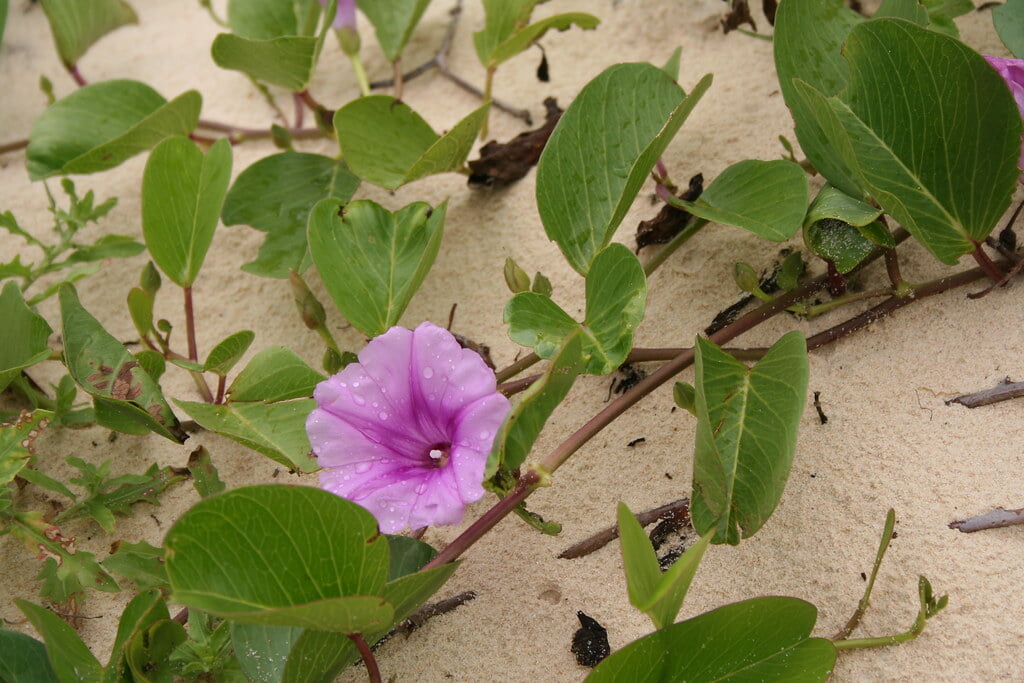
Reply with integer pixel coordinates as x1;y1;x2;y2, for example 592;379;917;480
319;0;356;29
307;322;510;533
986;56;1024;169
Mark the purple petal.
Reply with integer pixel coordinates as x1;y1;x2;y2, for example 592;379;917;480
409;322;499;426
986;56;1024;169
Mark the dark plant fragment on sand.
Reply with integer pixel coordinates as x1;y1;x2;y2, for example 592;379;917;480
468;98;563;187
571;611;611;667
635;173;704;252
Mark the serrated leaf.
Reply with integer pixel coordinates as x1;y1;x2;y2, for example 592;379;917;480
586;598;835;682
204;330;254;375
15;599;103;682
39;0;137;67
175;399;318;472
227;347;324;403
334;96;489;189
0;629;58;683
164;486;392;631
59;285;185;442
691;332;808;545
357;0;431;62
308;199;445;337
58;462;184;533
142;137;232;288
27;81;201;180
792;20;1021;264
505;244;646;375
0;410;51;488
536;64;711;274
995;0;1024;57
186;446;226;499
487;332;582;478
221;152;360;278
65;234;145;264
673;159;808;241
0;282;53;392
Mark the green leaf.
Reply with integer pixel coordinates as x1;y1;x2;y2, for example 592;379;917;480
473;0;538;65
103;541;168;592
586;597;835;682
773;0;865;198
804;219;879;273
334;96;489;189
804;184;884;230
308;198;445;337
59;285;185;442
385;534;437;580
175;399;318;472
485;13;600;68
227;347;324;403
792;20;1022;264
39;0;137;67
1;410;52;489
691;332;808;545
487;332;583;478
618;503;711;630
227;0;297;39
65;234;145;264
27;81;201;180
106;589;172;683
15;599;103;683
57;461;183;533
995;0;1024;57
204;330;255;375
125;619;187;682
0;629;58;683
673;160;808;241
164;486;392;631
142;137;232;288
357;0;431;62
673;381;696;416
186;445;227;499
875;0;929;24
0;282;53;392
505;244;646;375
221;152;360;278
0;0;7;51
211;34;317;91
661;47;682;82
536;64;711;274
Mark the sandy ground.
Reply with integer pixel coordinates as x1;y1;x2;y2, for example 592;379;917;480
2;0;1023;680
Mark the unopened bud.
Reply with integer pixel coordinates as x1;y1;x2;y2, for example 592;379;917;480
504;257;531;293
290;270;327;330
339;26;361;56
323;348;342;374
732;262;761;294
140;261;161;294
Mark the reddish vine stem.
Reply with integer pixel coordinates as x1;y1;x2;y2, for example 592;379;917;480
970;241;1004;282
184;287;199;362
348;634;382;683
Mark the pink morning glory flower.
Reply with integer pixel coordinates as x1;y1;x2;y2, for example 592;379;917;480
986;56;1024;169
307;322;511;533
319;0;356;30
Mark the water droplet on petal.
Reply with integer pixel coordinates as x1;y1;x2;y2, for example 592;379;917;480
353;395;366;406
378;411;389;420
478;430;491;440
352;381;360;388
354;462;372;474
422;367;434;379
414;483;428;494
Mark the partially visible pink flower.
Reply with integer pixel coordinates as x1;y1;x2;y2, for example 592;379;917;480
319;0;356;30
986;56;1024;169
307;322;510;533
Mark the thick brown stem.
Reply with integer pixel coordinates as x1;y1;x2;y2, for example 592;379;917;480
348;634;382;683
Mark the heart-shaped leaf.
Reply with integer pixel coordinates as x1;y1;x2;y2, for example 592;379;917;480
227;347;324;403
0;282;53;392
222;152;360;278
792;19;1021;264
618;502;710;630
672;159;808;242
227;0;297;38
27;81;201;180
60;285;184;442
175;399;318;472
536;64;711;274
142;137;232;288
39;0;137;67
308;198;445;337
334;96;489;189
357;0;431;62
691;332;808;545
587;598;835;682
164;486;392;631
505;244;646;375
487;332;583;479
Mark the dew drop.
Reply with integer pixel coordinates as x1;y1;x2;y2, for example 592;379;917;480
478;430;491;440
354;462;372;474
372;401;379;408
415;483;428;494
422;367;434;379
352;381;360;388
378;411;389;420
353;395;366;406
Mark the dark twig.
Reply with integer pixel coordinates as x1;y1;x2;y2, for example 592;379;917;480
368;0;532;124
946;378;1024;409
394;591;477;636
0;139;29;155
558;498;689;559
949;507;1024;533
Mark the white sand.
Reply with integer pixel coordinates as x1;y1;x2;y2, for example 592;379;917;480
2;1;1023;680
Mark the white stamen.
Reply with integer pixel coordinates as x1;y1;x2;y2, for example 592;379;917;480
429;448;443;460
